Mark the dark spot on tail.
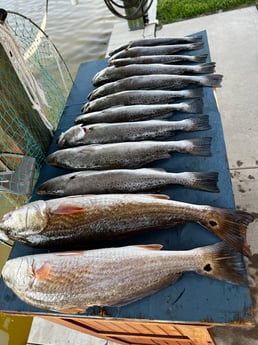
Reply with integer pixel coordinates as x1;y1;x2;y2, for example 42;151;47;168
204;263;212;272
209;220;218;227
69;175;76;180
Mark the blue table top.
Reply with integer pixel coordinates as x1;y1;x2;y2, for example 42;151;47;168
0;31;254;325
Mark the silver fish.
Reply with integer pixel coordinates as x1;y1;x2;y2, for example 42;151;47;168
109;54;208;67
109;42;204;60
92;63;216;86
0;193;253;256
88;74;222;100
37;168;219;196
46;138;212;170
81;89;202;113
109;35;203;56
75;100;203;124
1;242;250;314
57;117;210;148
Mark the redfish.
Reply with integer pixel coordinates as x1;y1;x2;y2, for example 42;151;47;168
1;242;250;314
0;194;253;256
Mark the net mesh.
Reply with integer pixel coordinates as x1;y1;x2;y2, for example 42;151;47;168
0;10;73;220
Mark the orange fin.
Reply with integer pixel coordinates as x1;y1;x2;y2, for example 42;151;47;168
35;262;51;281
55;307;86;314
51;204;85;215
136;244;163;250
149;194;170;200
56;251;85;257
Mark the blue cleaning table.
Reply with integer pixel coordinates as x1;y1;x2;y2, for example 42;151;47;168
0;31;254;345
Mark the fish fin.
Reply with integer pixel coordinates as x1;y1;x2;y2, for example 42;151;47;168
136;244;163;250
55;307;87;314
179;172;219;193
148;194;170;200
51;204;85;215
200;208;254;257
196;242;251;286
200;74;223;88
197;62;216;74
187;115;211;132
183;98;203;114
34;262;51;281
185;88;203;99
192;54;208;62
185;137;212;156
56;251;85;256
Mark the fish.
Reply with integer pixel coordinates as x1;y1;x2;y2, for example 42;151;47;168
0;193;253;255
37;169;219;196
57;117;210;148
108;54;208;67
75;100;203;124
81;89;202;113
46;138;212;170
88;74;223;100
92;63;216;87
1;242;250;314
109;35;203;56
109;42;204;60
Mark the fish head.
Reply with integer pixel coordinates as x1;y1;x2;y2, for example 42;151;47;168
2;256;35;294
57;125;85;148
0;200;48;244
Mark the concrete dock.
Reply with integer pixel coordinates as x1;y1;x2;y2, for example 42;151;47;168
27;6;258;345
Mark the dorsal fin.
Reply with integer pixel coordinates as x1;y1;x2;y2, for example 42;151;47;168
149;194;170;200
136;244;163;250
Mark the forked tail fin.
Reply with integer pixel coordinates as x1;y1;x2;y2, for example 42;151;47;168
196;242;251;286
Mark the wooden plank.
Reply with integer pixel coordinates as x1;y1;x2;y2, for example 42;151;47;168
41;316;130;345
174;325;215;345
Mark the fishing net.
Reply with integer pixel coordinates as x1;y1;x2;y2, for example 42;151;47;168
0;9;73;221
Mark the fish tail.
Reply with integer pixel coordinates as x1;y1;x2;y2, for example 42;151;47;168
196;242;250;286
185;115;210;132
189;35;203;42
197;62;216;74
177;172;219;192
190;42;204;50
183;137;212;156
200;74;223;88
183;99;203;113
199;208;254;257
191;54;208;62
185;88;203;99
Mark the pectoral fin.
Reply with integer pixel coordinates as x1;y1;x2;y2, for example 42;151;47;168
51;204;85;215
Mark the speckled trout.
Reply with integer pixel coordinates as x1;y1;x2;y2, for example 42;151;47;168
75;100;202;124
88;74;222;100
2;242;250;314
46;138;212;170
81;89;202;113
109;54;207;67
0;194;253;256
92;63;216;87
109;35;203;56
57;117;210;148
109;42;204;60
37;169;219;196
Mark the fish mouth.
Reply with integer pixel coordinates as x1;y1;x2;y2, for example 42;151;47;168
0;230;10;242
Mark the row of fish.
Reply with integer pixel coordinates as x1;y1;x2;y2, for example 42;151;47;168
1;35;253;314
